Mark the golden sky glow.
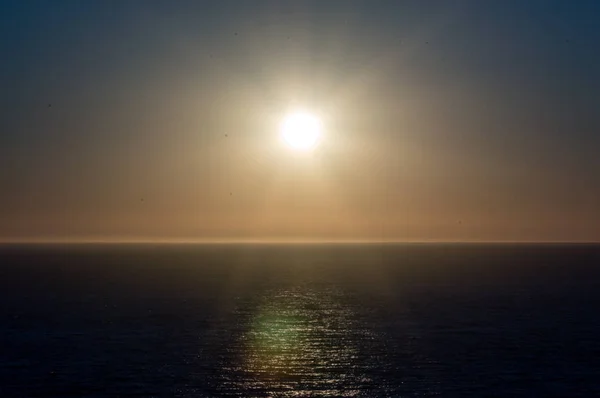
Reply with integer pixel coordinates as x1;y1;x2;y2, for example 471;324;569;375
1;2;600;243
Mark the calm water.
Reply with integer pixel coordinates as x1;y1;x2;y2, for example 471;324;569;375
1;243;600;397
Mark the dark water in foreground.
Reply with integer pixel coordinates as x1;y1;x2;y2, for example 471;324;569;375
1;244;600;397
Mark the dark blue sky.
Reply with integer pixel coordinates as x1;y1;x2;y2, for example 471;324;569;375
1;1;599;242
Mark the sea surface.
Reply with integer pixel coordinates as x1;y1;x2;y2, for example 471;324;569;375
1;243;599;397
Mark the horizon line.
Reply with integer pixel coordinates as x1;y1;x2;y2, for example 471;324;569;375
1;239;599;245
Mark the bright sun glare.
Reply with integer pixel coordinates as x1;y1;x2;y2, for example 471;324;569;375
280;111;322;151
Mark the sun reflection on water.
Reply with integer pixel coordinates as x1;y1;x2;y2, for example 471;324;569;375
230;286;367;396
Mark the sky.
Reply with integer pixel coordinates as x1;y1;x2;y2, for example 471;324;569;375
1;0;599;243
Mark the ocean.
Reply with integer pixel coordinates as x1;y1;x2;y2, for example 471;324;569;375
1;243;599;397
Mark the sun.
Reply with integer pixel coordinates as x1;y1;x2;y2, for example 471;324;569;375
279;111;323;151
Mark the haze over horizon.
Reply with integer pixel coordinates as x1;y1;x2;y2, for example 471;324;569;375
2;1;600;243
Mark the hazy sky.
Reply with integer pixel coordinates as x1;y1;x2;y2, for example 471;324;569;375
1;0;599;242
